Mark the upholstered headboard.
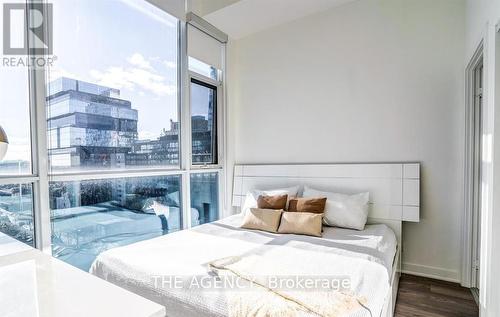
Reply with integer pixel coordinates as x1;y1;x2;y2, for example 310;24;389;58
232;163;420;223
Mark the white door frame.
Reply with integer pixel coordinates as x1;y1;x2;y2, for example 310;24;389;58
462;42;484;288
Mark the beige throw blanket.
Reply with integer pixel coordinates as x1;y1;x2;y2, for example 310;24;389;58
208;242;384;317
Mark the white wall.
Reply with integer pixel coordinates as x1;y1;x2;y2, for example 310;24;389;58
465;1;500;316
466;0;500;58
227;0;466;282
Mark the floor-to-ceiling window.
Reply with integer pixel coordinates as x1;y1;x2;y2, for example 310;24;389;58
45;0;184;271
189;59;222;226
187;23;226;228
0;0;226;271
0;15;35;247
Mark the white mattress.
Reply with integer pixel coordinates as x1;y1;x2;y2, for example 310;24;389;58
91;214;397;317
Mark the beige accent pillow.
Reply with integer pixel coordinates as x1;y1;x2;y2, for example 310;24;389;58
287;197;327;213
257;194;288;210
241;208;283;233
277;212;323;237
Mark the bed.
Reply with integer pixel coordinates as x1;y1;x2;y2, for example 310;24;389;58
91;163;420;317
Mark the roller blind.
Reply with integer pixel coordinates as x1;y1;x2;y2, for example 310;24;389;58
188;24;224;70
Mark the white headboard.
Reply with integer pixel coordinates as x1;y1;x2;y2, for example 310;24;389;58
232;163;420;223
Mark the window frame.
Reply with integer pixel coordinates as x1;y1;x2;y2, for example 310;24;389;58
189;73;222;167
3;2;228;256
183;20;226;226
185;71;225;231
0;1;49;250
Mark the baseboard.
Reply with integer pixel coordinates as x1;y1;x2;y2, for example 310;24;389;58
470;288;479;306
402;262;461;283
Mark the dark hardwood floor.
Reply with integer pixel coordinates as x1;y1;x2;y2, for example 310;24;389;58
395;274;479;317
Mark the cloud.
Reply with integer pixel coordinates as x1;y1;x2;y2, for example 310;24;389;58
90;54;176;97
127;53;153;70
163;61;176;69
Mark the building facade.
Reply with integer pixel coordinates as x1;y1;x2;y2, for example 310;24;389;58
47;77;139;170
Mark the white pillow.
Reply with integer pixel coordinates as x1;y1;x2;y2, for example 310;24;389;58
241;185;300;214
302;186;369;230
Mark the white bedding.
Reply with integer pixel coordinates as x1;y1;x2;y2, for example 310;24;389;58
90;214;397;317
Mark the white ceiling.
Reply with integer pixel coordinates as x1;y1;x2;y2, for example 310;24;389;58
203;0;358;39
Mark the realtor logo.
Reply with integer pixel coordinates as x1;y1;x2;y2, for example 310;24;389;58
3;3;53;55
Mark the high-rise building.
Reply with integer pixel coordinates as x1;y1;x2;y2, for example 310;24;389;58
125;119;180;166
47;77;138;170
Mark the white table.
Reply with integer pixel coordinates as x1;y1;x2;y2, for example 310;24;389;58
0;232;32;257
0;234;166;317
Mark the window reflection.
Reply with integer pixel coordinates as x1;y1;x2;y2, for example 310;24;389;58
50;175;182;271
190;173;219;226
191;79;218;165
0;183;34;247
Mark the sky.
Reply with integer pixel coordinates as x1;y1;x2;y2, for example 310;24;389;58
0;0;31;164
0;0;211;165
49;0;179;140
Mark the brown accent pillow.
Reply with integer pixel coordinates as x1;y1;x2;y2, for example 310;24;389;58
277;212;323;237
241;208;283;233
287;197;327;214
257;194;288;210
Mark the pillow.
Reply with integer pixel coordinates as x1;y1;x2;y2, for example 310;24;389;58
257;194;288;210
240;208;283;233
241;185;299;214
287;197;327;214
277;212;323;237
303;186;369;230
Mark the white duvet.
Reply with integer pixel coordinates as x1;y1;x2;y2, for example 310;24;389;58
90;214;397;317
